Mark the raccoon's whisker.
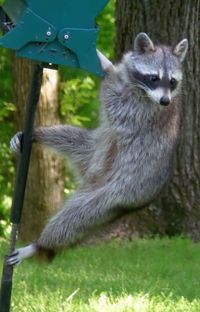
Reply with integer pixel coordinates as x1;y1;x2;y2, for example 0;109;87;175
133;80;147;90
131;83;149;95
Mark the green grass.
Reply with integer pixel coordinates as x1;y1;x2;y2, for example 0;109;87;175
0;237;200;311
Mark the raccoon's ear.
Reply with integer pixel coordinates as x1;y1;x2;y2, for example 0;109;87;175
173;39;188;62
134;32;155;54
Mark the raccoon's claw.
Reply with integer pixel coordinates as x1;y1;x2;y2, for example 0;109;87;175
7;250;22;266
10;131;23;153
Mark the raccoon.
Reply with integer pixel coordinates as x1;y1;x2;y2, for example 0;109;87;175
8;33;188;264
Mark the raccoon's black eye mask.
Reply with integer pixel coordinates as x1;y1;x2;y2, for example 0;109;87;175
132;71;178;91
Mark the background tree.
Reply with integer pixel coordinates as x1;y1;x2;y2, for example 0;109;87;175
13;58;65;241
113;0;200;239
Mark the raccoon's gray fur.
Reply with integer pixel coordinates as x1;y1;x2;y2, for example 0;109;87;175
9;33;188;260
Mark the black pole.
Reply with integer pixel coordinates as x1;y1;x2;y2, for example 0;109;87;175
0;63;43;312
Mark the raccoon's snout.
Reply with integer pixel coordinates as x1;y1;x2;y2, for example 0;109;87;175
147;88;171;106
160;96;170;106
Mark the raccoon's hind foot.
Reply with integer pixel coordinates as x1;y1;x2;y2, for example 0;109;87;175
10;131;23;153
6;244;37;266
6;243;56;265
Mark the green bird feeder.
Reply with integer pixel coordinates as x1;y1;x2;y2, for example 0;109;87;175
0;0;109;75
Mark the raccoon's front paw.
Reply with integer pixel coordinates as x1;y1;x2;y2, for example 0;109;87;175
10;131;23;153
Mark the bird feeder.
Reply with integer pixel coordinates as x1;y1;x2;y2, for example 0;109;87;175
0;0;109;76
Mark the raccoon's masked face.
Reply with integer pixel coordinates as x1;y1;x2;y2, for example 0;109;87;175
125;33;188;106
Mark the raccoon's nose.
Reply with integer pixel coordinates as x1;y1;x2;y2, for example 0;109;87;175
160;96;170;106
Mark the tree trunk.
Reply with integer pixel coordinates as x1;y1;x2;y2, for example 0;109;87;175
13;58;65;241
113;0;200;239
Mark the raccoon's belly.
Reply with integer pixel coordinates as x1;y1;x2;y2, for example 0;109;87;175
120;149;175;206
133;163;172;206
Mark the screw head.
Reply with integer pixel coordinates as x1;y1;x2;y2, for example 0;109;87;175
46;31;52;37
64;34;69;40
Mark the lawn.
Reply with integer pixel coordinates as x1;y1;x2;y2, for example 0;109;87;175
0;237;200;311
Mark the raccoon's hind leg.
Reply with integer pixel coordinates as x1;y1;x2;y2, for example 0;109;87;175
36;185;121;251
7;181;125;264
8;185;121;264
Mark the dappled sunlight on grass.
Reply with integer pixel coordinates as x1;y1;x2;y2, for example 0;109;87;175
86;293;200;312
10;292;200;312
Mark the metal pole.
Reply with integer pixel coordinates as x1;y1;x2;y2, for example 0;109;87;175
0;63;43;312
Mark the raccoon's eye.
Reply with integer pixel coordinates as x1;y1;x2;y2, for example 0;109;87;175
148;75;160;82
170;78;177;86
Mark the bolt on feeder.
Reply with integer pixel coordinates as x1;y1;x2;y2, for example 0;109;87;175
0;0;109;75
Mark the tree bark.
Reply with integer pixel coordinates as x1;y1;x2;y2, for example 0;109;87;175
13;58;65;241
113;0;200;239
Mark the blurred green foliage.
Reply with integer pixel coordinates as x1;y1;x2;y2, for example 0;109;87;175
0;0;115;238
0;48;14;237
60;75;98;128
